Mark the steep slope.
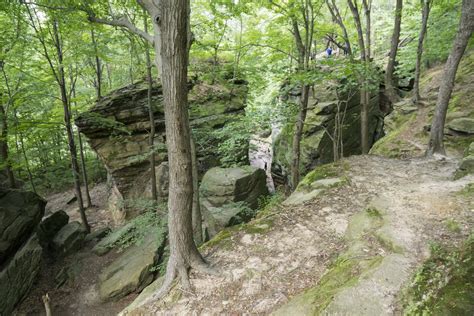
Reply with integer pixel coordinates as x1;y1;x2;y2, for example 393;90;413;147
122;155;473;315
371;50;474;158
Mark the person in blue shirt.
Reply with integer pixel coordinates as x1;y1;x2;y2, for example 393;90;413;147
326;47;333;58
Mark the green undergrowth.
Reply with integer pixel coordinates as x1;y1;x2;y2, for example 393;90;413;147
402;235;474;315
107;208;166;251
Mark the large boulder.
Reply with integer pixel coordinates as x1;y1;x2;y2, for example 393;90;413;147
37;210;69;249
52;221;87;255
200;166;269;235
272;81;384;187
455;142;474;179
0;189;46;265
448;118;474;135
98;228;166;301
76;80;247;222
0;235;43;316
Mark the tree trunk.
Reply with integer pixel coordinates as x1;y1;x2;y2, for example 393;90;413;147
144;13;157;202
53;21;90;232
427;0;474;155
190;137;202;245
413;0;431;104
385;0;403;104
91;28;102;99
347;0;370;154
152;0;208;296
362;0;372;59
0;104;16;188
291;85;309;189
327;0;352;56
78;131;92;207
20;136;36;193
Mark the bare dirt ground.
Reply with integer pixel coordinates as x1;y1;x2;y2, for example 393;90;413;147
138;155;473;315
15;183;136;316
45;183;114;230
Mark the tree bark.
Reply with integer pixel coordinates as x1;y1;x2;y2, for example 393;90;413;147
326;0;352;56
362;0;372;59
347;0;370;154
52;20;90;232
91;28;102;99
190;137;202;245
143;12;157;202
413;0;431;104
427;0;474;155
0;104;16;188
291;85;309;189
289;0;314;191
78;131;92;207
149;0;208;298
385;0;403;104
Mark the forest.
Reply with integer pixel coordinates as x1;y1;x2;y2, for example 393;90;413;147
0;0;473;315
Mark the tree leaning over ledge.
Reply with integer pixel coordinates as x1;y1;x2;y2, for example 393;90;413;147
427;0;474;156
84;0;213;301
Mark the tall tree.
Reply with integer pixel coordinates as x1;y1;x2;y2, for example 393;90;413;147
385;0;403;104
427;0;474;155
412;0;432;104
362;0;372;59
269;0;317;190
90;28;103;99
85;0;211;298
26;5;90;232
347;0;370;153
143;12;157;202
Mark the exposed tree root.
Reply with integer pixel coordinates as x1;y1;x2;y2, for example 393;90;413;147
139;254;217;308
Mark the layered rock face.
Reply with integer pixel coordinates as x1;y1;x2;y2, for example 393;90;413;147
0;189;46;265
273;81;384;186
76;80;247;222
200;166;269;237
0;189;46;316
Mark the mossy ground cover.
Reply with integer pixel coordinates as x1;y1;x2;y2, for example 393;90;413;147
402;235;474;315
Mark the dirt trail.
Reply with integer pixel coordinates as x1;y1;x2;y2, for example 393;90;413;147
140;155;473;315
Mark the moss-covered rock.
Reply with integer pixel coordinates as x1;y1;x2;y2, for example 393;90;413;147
200;166;269;236
98;228;166;301
273;83;383;186
273;209;386;315
76;80;248;222
448;118;474;135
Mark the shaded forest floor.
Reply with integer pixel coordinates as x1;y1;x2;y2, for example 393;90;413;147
15;183;137;316
131;155;473;315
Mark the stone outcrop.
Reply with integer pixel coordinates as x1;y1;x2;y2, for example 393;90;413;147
200;166;269;236
52;221;87;255
455;142;474;179
448;118;474;135
0;189;46;265
272;81;384;186
0;235;43;316
76;80;247;222
0;189;46;315
37;210;69;249
98;228;166;301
